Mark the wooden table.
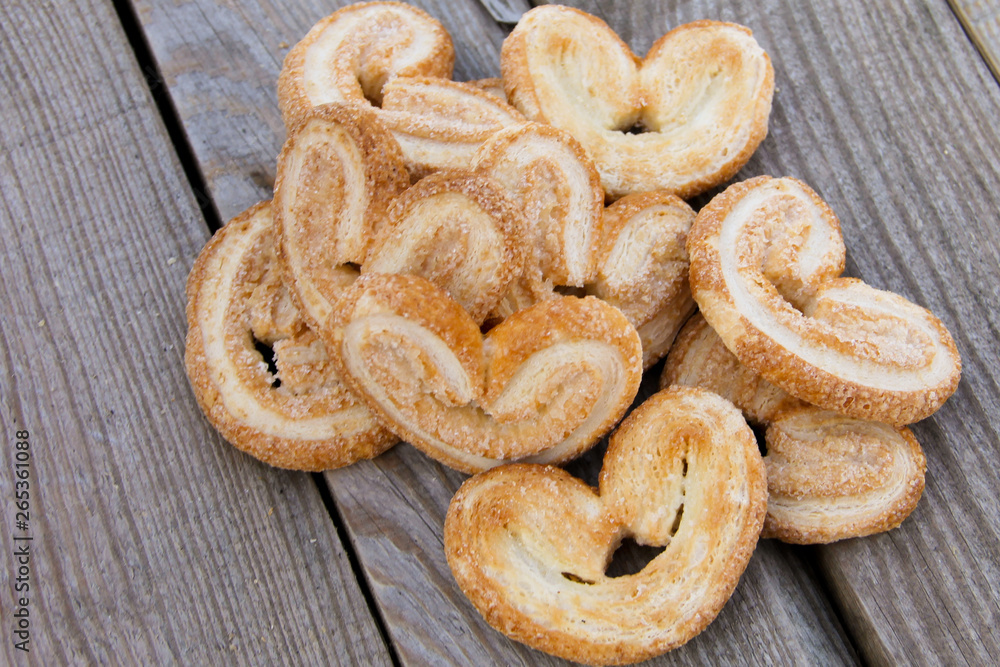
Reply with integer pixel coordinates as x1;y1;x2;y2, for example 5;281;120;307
2;0;998;664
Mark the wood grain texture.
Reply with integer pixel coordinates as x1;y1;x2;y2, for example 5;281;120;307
950;0;1000;80
134;0;519;222
541;0;1000;663
0;1;389;664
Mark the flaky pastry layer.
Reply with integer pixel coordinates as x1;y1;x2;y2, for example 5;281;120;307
445;386;766;664
688;176;961;425
325;273;642;473
501;6;774;199
184;202;395;471
278;1;454;123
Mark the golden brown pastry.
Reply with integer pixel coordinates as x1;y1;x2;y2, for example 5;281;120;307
272;103;409;330
762;409;926;543
472;121;604;313
687;176;961;425
662;313;927;543
501;6;774;199
363;169;527;325
278;1;454;125
445;386;766;664
325;273;643;473
661;313;806;424
184;202;395;471
591;191;697;368
473;122;696;367
378;76;526;178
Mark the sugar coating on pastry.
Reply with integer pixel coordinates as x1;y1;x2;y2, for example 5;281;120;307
473;121;604;290
184;201;395;471
763;409;926;543
662;312;927;542
273;103;409;330
661;312;805;424
278;1;454;124
445;386;766;665
591;191;697;368
501;6;774;199
325;273;643;473
378;76;526;178
687;176;961;425
473;123;696;367
363;169;527;324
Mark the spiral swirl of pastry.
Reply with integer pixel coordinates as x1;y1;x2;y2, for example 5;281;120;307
184;202;395;471
591;191;697;368
278;1;454;124
378;76;526;178
444;386;766;664
661;313;806;424
501;6;774;199
763;409;926;543
473;122;605;291
325;273;643;473
273;103;410;330
688;176;961;425
662;313;927;543
473;123;696;367
363;170;527;325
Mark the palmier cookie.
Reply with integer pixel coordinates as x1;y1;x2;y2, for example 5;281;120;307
687;176;961;425
278;2;454;122
363;169;527;325
662;313;926;543
445;386;767;664
501;6;774;199
274;103;528;328
377;76;526;178
325;273;643;473
184;202;395;471
273;103;409;331
278;4;524;177
473;122;696;367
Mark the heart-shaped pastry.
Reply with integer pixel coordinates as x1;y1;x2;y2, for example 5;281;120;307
688;176;961;425
663;313;927;543
445;386;767;664
325;272;643;473
501;6;774;199
273;103;410;330
363;169;527;325
184;201;395;471
763;408;926;543
274;103;525;329
278;1;454;122
278;4;525;178
473;122;696;367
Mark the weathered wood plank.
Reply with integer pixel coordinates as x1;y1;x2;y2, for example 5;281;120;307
950;0;1000;81
541;0;1000;663
0;1;389;663
132;0;866;663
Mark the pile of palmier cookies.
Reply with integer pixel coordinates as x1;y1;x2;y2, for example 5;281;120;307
183;3;962;664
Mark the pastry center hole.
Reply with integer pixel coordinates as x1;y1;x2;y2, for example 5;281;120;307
254;338;281;388
605;537;666;578
554;285;587;298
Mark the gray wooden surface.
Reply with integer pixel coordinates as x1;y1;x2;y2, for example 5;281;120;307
1;0;998;664
0;1;389;664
